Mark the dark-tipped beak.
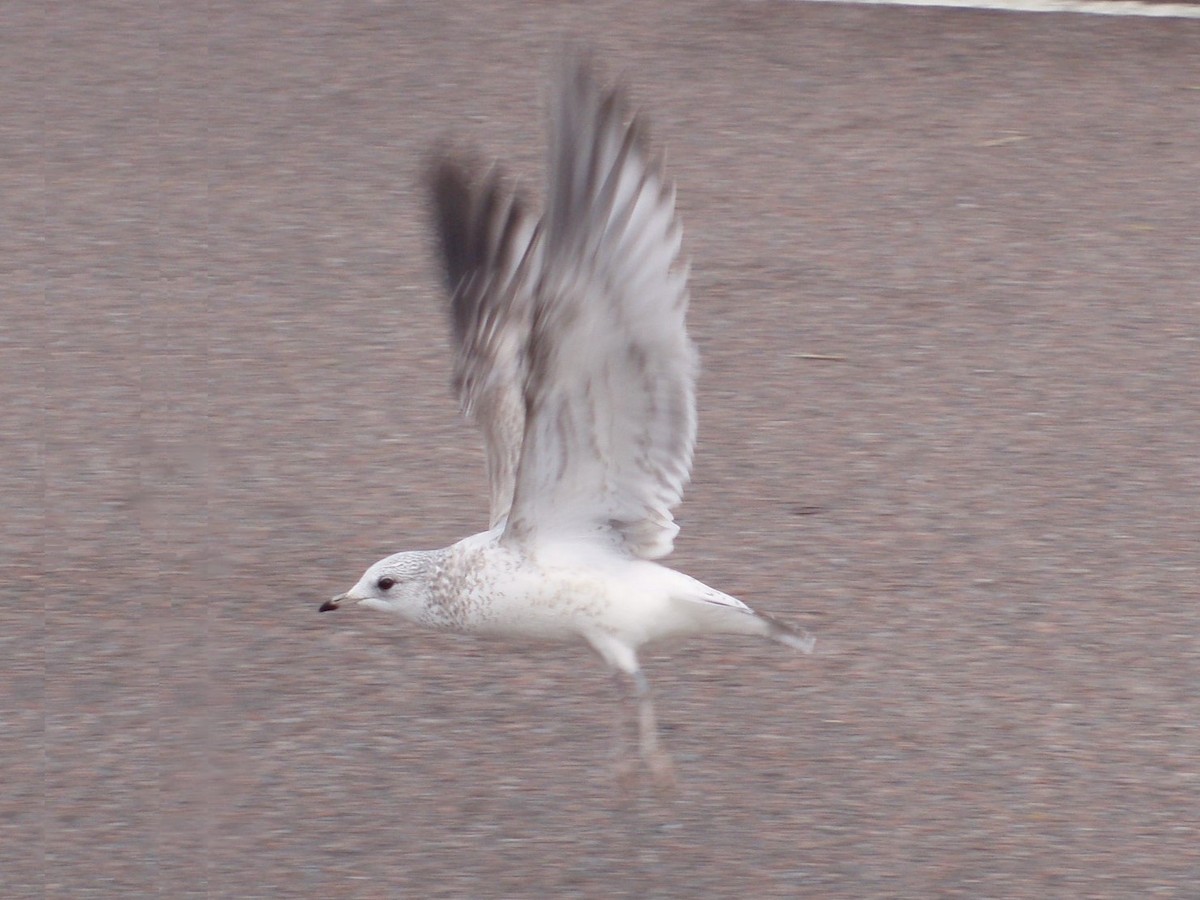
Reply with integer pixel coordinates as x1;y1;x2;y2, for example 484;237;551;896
319;593;348;613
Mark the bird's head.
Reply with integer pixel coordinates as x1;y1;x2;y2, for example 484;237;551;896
320;551;434;617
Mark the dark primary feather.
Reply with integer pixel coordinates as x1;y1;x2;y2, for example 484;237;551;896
429;155;540;528
431;158;529;345
430;156;473;298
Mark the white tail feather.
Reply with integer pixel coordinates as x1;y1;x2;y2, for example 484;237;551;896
764;615;817;654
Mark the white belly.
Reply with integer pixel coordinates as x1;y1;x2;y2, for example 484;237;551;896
438;536;680;645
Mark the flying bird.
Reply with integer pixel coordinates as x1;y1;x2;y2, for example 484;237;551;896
322;58;814;783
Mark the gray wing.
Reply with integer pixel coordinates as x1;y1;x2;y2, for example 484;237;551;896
431;156;541;529
504;60;697;559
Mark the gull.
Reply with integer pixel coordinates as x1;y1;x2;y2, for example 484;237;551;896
321;58;815;782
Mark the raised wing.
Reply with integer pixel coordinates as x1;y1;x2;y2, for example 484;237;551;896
505;61;697;559
430;156;540;529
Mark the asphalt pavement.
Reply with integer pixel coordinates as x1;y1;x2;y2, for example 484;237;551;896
5;1;1199;896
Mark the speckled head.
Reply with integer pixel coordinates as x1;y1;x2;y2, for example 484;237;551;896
320;550;438;619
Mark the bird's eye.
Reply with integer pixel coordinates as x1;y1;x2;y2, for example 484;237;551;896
377;576;396;591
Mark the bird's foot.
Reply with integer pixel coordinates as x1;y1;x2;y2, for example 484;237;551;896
612;748;676;794
614;756;641;794
645;746;677;793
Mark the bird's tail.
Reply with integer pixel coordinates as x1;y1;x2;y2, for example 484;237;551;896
761;613;816;654
670;572;816;653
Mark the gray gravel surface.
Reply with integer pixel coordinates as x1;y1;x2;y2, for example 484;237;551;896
6;2;1199;896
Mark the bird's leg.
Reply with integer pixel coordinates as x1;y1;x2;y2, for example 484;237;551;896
630;669;675;789
588;633;676;788
610;672;639;790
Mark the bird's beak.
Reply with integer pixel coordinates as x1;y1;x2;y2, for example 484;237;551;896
320;593;348;613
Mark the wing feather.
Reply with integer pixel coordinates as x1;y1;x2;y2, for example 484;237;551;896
430;156;540;529
504;61;697;559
